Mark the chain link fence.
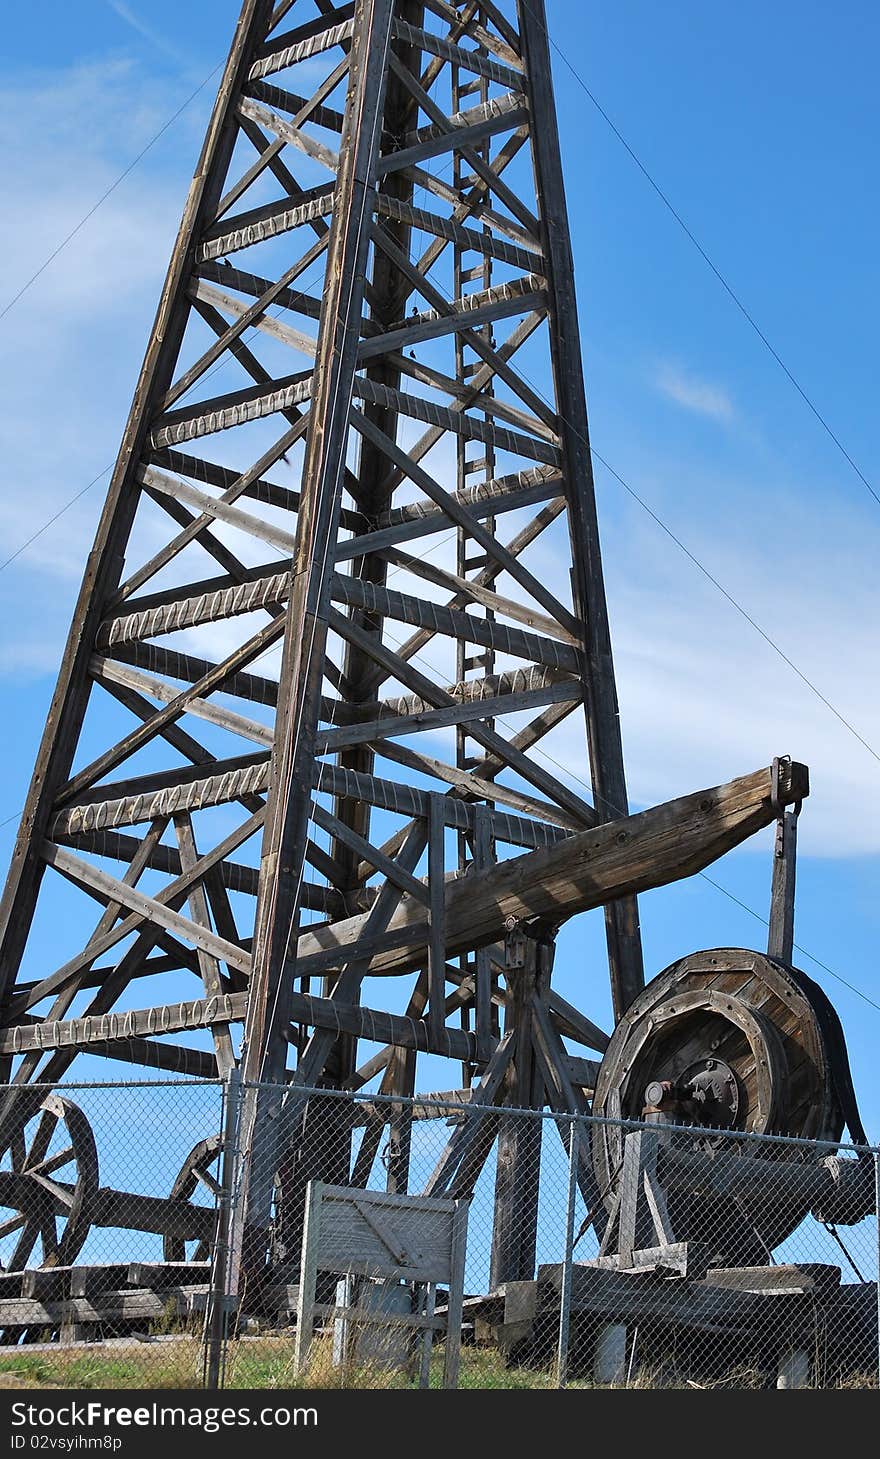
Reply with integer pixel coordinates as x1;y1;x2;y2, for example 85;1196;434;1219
0;1080;224;1388
0;1079;877;1390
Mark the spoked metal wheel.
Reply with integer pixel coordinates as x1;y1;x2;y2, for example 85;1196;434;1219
0;1093;99;1270
163;1134;223;1262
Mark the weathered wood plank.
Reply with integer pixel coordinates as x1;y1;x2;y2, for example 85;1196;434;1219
358;279;545;364
150;370;312;448
314;761;567;849
329;607;596;826
316;678;580;756
354;374;558;464
250;14;356;80
174;815;235;1074
0;1287;210;1329
427;795;446;1048
238;96;340;174
377;95;529;176
374;193;540;272
390;17;523;92
43;844;252;974
50;756;271;836
7;810;264;1017
282;992;479;1061
334;466;563;560
290;760;809;980
198;184;336;260
91;656;274;750
330;574;579;671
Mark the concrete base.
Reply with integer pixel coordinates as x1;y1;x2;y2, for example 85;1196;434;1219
593;1322;627;1385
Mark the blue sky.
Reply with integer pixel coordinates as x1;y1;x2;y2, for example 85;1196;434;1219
1;3;879;1133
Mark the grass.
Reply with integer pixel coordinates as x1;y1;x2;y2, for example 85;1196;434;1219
0;1340;570;1391
0;1337;876;1391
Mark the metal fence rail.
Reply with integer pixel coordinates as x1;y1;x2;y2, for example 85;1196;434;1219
0;1078;876;1390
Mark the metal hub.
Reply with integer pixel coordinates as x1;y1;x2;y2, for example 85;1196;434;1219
642;1057;740;1128
677;1056;740;1127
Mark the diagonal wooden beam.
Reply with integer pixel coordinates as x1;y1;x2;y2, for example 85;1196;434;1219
43;844;252;975
164;235;327;408
350;412;577;636
174;815;235;1074
423;1030;515;1196
9;809;264;1016
329;607;596;826
58;618;285;805
288;760;809;982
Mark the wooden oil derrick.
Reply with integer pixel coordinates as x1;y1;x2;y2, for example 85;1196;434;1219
0;0;819;1297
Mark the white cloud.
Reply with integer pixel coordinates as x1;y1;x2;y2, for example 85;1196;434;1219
653;360;735;422
105;1;190;66
0;59;205;609
600;501;880;856
1;60;876;871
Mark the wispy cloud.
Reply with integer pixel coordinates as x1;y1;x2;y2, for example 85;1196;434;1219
506;485;880;858
105;0;188;66
0;59;202;666
653;361;735;422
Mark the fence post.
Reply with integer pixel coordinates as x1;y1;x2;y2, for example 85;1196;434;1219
204;1068;242;1390
556;1115;580;1387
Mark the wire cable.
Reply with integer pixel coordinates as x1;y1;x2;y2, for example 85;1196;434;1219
369;613;880;1020
375;216;880;772
0;64;224;326
519;0;880;511
0;20;877;1032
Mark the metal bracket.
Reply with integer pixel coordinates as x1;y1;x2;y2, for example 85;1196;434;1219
770;755;789;818
503;916;527;971
771;755;802;859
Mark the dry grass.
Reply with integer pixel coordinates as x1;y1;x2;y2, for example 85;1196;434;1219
0;1337;876;1391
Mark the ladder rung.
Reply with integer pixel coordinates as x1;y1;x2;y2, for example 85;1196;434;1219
460;264;487;284
464;653;492;671
464;457;488;474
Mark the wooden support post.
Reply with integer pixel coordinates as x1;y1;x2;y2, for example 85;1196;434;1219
473;806;495;1066
616;1130;643;1270
204;1066;241;1388
293;1179;323;1377
427;794;446;1050
777;1349;811;1389
768;807;799;963
490;926;551;1289
443;1198;468;1390
556;1118;580;1388
594;1323;628;1386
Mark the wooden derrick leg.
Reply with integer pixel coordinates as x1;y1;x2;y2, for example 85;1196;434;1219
518;0;645;1020
490;927;553;1288
235;0;398;1272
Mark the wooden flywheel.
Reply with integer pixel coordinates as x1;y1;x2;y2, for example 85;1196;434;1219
591;948;851;1263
